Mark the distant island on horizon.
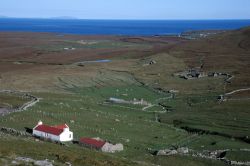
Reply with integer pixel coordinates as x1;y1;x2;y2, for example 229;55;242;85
0;15;79;20
0;15;250;20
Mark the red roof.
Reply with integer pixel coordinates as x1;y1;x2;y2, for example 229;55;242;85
53;124;68;130
34;125;64;136
79;138;106;149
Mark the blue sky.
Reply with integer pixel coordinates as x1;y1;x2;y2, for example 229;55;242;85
0;0;250;19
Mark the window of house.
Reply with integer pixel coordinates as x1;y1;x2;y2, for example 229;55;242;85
69;134;71;138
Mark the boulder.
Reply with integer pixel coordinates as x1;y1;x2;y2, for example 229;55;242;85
177;147;189;154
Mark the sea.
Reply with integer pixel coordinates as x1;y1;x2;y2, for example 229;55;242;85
0;18;250;36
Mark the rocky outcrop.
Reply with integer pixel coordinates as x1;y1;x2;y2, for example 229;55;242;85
156;147;189;156
14;157;54;166
155;147;250;166
157;149;178;156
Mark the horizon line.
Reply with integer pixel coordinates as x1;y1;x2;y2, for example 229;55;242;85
0;16;250;21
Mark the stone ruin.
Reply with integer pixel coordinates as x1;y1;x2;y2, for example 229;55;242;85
174;68;206;80
101;142;124;153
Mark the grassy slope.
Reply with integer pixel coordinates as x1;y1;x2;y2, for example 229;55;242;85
0;87;186;161
0;93;30;109
0;133;134;166
1;28;250;165
131;28;250;162
154;28;250;140
0;87;225;166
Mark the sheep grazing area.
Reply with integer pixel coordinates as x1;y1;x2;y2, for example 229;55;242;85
0;28;250;166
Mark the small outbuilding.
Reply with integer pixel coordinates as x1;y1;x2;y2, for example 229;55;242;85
79;137;106;150
33;121;73;142
79;137;124;153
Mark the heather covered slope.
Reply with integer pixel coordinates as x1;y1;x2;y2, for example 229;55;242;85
170;27;250;91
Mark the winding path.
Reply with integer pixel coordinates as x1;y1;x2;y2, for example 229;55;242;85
225;88;250;96
219;87;250;102
142;104;155;111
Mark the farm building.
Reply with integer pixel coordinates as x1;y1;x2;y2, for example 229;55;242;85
79;137;124;153
108;97;150;106
33;121;73;142
79;137;106;150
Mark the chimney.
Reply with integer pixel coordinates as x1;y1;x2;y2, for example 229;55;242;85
63;128;69;132
38;120;43;125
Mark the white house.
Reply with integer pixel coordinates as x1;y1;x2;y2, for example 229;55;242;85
33;121;73;142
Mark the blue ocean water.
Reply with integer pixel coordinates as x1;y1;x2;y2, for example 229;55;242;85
0;19;250;35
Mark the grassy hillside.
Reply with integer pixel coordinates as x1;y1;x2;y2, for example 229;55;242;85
0;28;250;165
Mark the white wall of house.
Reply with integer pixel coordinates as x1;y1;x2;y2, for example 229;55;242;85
33;128;73;142
32;121;73;142
59;128;73;142
33;130;60;141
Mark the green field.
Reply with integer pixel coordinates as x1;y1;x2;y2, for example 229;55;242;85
0;92;30;109
34;40;151;53
1;84;249;165
0;86;187;160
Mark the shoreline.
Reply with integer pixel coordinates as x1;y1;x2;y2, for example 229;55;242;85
0;29;228;39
